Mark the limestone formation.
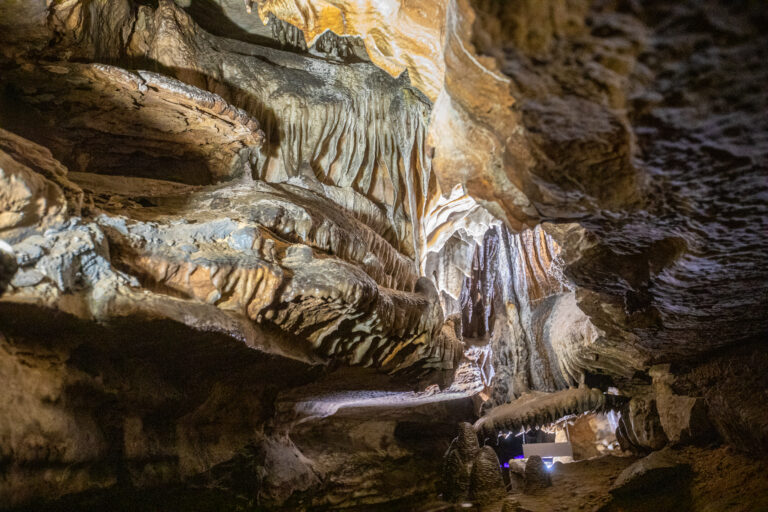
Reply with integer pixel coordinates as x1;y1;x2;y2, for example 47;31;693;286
2;63;264;185
440;422;478;502
507;459;526;493
474;387;624;438
441;423;507;504
0;0;767;509
650;365;715;446
616;396;669;453
441;447;471;503
564;412;623;460
523;455;552;493
469;445;506;504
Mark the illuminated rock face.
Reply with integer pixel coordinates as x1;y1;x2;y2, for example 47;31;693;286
0;0;767;509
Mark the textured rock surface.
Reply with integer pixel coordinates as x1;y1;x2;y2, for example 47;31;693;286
563;412;623;461
2;62;264;185
469;445;505;504
474;387;620;438
440;422;478;502
616;396;669;453
0;0;767;509
650;365;715;446
523;455;552;493
610;449;690;496
0;3;465;507
491;446;768;512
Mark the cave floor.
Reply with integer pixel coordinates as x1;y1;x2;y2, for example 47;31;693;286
4;445;766;512
415;446;768;512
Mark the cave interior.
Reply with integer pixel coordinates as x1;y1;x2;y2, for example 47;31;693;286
0;0;766;511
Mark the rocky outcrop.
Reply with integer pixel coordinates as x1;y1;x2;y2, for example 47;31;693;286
251;0;768;379
565;412;622;460
650;365;715;446
2;63;263;185
0;3;466;506
665;342;768;455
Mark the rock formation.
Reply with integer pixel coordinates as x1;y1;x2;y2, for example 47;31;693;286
0;0;766;510
523;455;552;493
473;387;625;438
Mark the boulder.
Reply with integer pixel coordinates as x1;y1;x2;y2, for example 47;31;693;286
507;458;526;492
616;396;668;452
651;365;716;445
610;449;691;495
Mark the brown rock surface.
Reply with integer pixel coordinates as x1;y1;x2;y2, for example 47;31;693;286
523;455;552;493
650;364;715;446
565;412;622;460
609;449;690;495
2;62;264;185
0;0;766;509
616;396;668;453
469;445;505;504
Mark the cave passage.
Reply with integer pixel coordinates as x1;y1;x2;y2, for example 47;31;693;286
0;0;767;510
